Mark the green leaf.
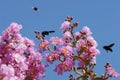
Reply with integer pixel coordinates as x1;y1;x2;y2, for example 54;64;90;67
94;77;103;80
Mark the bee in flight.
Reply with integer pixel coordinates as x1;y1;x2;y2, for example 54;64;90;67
32;7;39;12
41;31;55;37
34;30;55;41
103;43;115;52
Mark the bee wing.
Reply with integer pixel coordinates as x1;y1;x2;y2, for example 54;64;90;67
108;48;113;52
108;43;115;47
48;30;55;33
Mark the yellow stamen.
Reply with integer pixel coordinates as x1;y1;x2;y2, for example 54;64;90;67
30;69;35;74
40;43;45;48
62;48;67;54
54;39;59;44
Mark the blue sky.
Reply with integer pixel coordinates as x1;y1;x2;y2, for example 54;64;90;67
0;0;120;80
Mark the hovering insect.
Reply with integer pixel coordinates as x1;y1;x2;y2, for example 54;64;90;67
103;43;115;52
41;30;55;37
32;7;39;12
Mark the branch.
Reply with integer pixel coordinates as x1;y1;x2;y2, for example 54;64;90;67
71;67;83;75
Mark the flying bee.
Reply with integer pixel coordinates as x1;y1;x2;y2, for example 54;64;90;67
41;30;55;37
32;7;39;12
103;43;115;52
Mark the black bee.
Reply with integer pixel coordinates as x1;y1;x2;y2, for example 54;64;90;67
32;7;39;12
41;31;55;37
103;43;115;52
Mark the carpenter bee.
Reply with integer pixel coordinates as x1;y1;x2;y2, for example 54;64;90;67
103;43;115;52
41;30;55;37
32;7;39;12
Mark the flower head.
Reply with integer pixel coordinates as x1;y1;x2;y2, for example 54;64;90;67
60;21;70;31
63;31;72;38
59;45;73;57
0;23;45;80
105;63;120;78
39;40;50;52
82;26;92;36
50;37;60;45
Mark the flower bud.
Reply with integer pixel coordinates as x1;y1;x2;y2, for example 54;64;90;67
65;16;73;22
73;22;79;27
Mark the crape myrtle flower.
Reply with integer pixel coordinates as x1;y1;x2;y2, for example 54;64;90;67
50;37;60;45
74;31;81;38
54;59;75;75
105;63;120;78
62;31;72;38
39;40;50;52
59;45;73;57
81;26;92;36
0;23;45;80
87;36;98;47
42;17;101;77
60;21;70;31
44;51;59;64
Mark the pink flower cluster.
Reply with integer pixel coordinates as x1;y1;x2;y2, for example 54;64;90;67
104;63;120;78
0;23;45;80
0;17;119;80
36;16;120;80
42;16;100;75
